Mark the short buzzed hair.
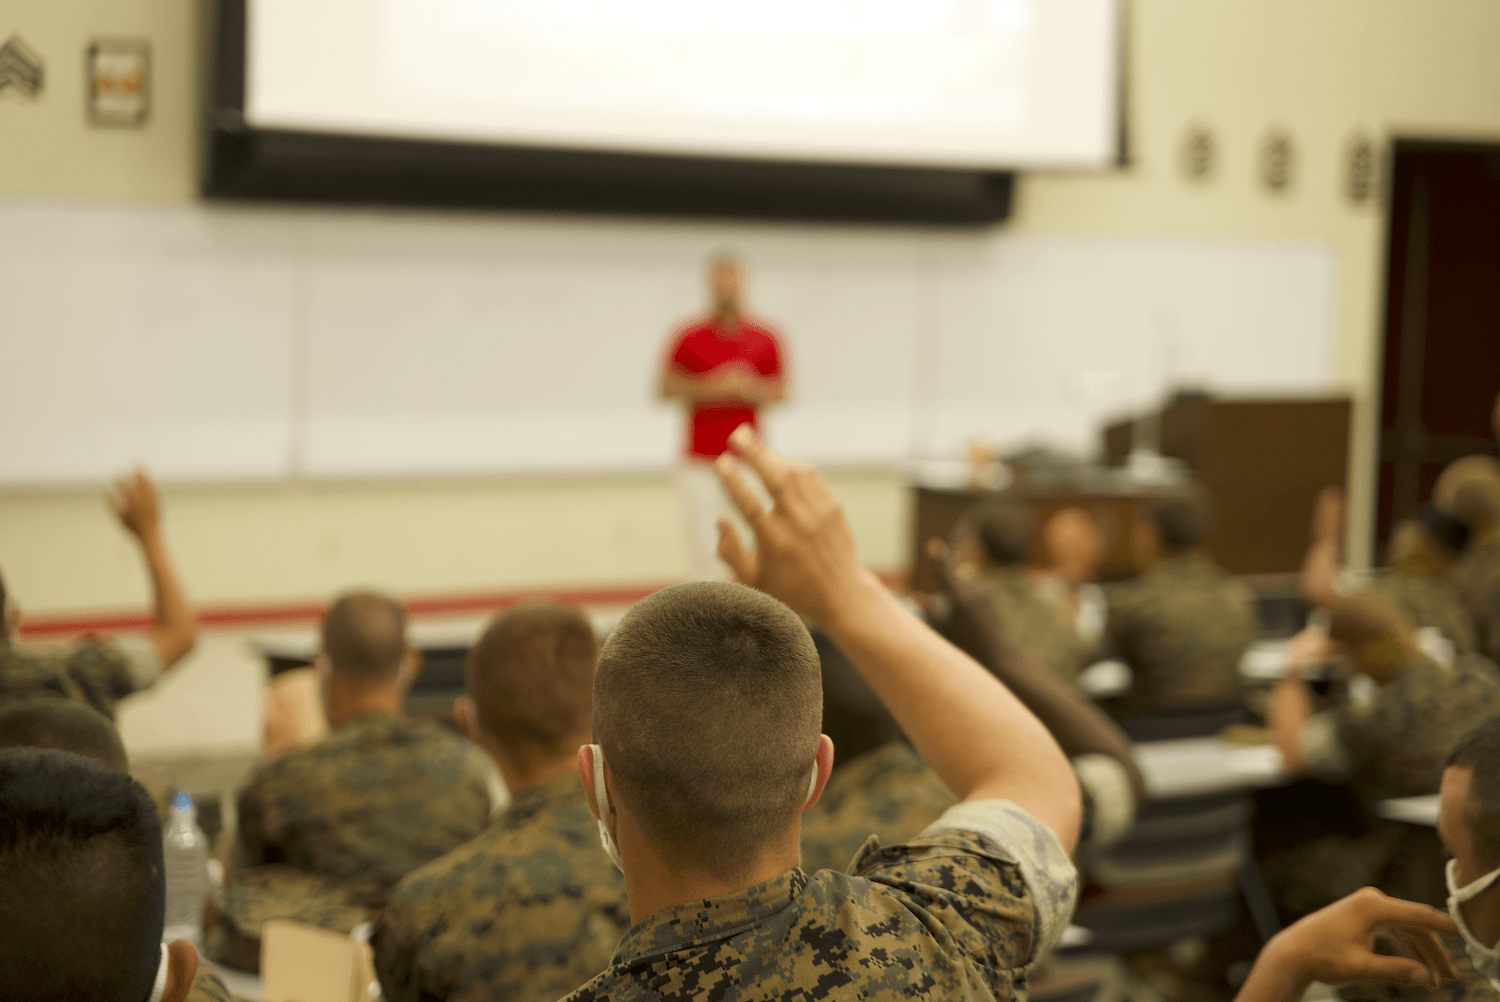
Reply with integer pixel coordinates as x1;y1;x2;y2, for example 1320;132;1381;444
594;582;822;881
0;748;165;1002
1448;714;1500;871
468;603;598;759
1434;456;1500;530
0;698;129;771
1148;488;1214;552
970;500;1035;567
321;591;409;684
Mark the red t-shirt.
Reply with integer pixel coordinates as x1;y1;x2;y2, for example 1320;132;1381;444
665;316;786;459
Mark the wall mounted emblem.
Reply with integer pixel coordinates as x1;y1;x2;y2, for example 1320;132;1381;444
0;33;45;99
1344;130;1378;205
87;37;150;126
1179;121;1218;182
1258;126;1296;195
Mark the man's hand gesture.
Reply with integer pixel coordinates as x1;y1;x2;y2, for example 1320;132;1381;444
713;424;874;629
108;469;162;544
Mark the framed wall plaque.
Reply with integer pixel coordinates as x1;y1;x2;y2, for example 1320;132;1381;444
87;38;149;126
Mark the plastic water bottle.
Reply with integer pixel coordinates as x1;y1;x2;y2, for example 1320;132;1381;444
162;792;209;946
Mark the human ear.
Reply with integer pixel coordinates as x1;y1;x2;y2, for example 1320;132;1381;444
161;940;199;1002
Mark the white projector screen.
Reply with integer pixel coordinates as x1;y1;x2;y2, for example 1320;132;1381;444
245;0;1121;170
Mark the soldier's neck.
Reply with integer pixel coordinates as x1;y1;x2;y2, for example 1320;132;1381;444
324;680;403;730
619;810;803;924
488;736;589;793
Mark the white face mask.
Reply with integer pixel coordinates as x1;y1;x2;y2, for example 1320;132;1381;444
587;745;820;874
1447;858;1500;990
145;943;169;1002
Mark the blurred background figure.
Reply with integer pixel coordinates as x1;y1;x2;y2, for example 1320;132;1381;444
659;255;788;579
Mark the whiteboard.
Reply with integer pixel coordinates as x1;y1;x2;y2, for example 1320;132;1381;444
0;199;1335;484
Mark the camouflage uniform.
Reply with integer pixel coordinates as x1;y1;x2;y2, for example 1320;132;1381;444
206;865;374;972
976;568;1095;684
373;770;631;1002
1452;541;1500;662
1264;654;1500;919
1105;551;1258;711
187;966;238;1002
1362;571;1478;656
800;741;957;876
0;634;162;720
560;800;1079;1002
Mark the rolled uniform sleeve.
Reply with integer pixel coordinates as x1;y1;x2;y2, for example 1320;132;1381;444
916;799;1079;962
110;633;166;691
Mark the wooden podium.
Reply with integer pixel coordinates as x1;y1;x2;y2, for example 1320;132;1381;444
910;396;1351;591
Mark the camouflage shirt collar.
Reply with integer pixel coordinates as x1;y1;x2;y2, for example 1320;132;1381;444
509;767;584;812
613;866;809;966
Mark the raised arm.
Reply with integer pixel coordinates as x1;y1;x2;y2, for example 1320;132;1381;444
109;470;197;670
715;426;1081;850
659;365;785;406
935;543;1147;803
1301;487;1344;609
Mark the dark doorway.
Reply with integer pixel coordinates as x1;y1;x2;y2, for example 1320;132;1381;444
1376;140;1500;555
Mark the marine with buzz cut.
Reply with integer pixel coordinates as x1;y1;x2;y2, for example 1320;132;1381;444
214;590;502;969
374;603;630;1002
559;424;1081;1002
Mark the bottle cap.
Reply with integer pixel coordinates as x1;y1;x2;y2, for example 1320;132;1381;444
171;792;193;811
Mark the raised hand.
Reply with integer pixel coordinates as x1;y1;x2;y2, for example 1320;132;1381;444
713;424;874;628
108;468;162;542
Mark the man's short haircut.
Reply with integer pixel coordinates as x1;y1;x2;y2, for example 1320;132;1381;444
0;698;129;771
0;747;165;1002
814;629;901;769
968;500;1035;567
593;582;822;881
1148;487;1215;552
1447;714;1500;871
468;603;598;758
321;590;409;684
1434;456;1500;530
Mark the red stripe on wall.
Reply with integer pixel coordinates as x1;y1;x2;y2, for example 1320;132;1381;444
17;569;907;640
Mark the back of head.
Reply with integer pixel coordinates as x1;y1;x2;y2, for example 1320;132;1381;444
813;630;900;770
969;499;1035;568
467;603;598;760
594;582;822;882
0;698;129;771
1042;506;1104;582
1434;456;1500;533
1327;595;1419;683
321;590;409;686
1147;487;1215;554
1447;714;1500;871
0;747;164;1002
1391;513;1469;576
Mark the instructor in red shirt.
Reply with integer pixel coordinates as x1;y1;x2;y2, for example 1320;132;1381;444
659;254;788;578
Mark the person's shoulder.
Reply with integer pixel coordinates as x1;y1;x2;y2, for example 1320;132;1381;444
384;824;507;917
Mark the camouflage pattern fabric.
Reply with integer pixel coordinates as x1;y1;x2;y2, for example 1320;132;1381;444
0;637;143;720
1105;551;1258;711
233;712;494;909
799;741;957;875
976;568;1095;684
205;865;373;973
1363;571;1479;656
1452;541;1500;663
373;770;630;1002
1339;654;1500;804
561;800;1078;1002
187;965;239;1002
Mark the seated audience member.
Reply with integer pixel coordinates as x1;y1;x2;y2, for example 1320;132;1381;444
1266;597;1500;916
1107;488;1258;712
0;747;235;1002
957;499;1097;683
1440;458;1500;663
1;469;197;718
1035;505;1110;653
561;427;1081;1001
1303;487;1477;657
799;633;957;874
374;604;630;1002
0;696;181;825
1431;713;1500;1000
217;591;499;968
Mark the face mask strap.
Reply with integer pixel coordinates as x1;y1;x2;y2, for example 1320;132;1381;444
805;766;819;807
589;744;612;824
145;944;169;1002
1450;858;1500;903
